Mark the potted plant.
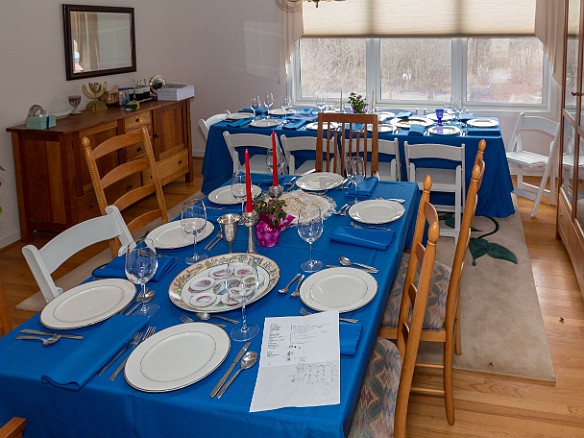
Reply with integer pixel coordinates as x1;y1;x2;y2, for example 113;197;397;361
253;197;294;247
348;92;367;113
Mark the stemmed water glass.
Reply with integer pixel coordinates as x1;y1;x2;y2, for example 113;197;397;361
228;258;260;342
231;170;247;214
297;204;324;273
250;96;260;119
266;146;287;176
345;155;365;200
316;95;327;113
264;92;274;118
181;199;208;264
281;96;292;118
125;238;159;317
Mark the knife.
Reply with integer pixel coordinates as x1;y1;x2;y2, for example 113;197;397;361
210;341;251;398
20;329;84;340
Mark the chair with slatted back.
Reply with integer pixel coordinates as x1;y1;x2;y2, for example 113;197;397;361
0;417;26;438
379;141;486;425
82;118;168;257
0;281;12;336
349;185;440;438
315;112;379;177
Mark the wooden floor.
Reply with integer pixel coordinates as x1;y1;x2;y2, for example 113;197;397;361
1;164;583;436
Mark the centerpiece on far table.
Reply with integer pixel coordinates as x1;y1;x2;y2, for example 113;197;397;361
253;197;294;247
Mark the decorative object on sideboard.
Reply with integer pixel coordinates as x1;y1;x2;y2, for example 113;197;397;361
25;105;56;130
68;95;82;114
82;81;108;112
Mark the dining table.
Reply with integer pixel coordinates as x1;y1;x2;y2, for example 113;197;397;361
201;110;514;218
0;176;419;438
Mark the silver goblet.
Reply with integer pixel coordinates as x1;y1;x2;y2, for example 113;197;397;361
217;213;241;253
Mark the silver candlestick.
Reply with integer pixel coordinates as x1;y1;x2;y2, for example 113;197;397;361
241;210;259;254
268;184;284;199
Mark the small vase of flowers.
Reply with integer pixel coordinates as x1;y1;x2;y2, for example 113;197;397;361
348;92;367;114
253;197;294;247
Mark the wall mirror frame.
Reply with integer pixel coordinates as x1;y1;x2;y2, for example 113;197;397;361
63;4;136;81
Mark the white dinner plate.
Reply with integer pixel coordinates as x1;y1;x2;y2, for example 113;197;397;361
300;267;378;313
147;221;214;250
378;125;393;132
304;122;340;131
124;323;230;393
348;200;405;224
226;112;253;120
427;125;462;136
207;185;262;205
270;108;296;116
427;113;456;123
296;172;344;191
377;112;395;122
389;116;434;129
40;279;136;330
466;118;499;128
250;119;280;128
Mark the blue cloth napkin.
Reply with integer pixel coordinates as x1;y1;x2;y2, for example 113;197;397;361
251;173;286;186
298;108;315;115
241;108;267;116
283;119;308;130
346;177;378;198
465;126;500;137
228;118;252;128
352;124;365;132
396;111;413;119
408;124;426;136
93;254;176;282
330;226;395;250
41;315;148;391
340;322;363;355
458;113;474;123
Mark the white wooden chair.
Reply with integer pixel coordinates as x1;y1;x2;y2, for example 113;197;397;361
279;135;317;175
22;206;133;303
198;111;231;140
223;132;274;174
506;112;560;217
405;142;465;241
375;138;401;181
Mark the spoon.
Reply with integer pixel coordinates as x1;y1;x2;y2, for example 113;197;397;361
15;335;60;346
196;312;239;325
217;351;258;398
126;289;156;315
278;273;301;294
339;256;378;273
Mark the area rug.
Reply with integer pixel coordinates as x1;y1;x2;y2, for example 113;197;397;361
419;201;556;382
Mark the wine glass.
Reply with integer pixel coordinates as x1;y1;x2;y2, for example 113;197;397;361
264;92;274;118
281;96;292;118
231;170;247;214
266;146;287;176
297;204;324;273
228;258;260;341
435;108;444;126
345;155;365;200
250;96;260;118
125;238;159;317
316;95;327;113
68;95;81;114
181;199;208;264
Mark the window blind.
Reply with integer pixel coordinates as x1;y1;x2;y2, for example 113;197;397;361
302;0;537;37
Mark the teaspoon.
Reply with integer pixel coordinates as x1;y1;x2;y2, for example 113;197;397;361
196;312;239;325
15;335;60;346
339;256;378;273
217;351;258;398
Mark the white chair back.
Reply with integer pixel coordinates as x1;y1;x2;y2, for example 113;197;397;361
198;111;231;140
279;135;317;175
22;206;133;303
223;132;275;173
376;138;401;181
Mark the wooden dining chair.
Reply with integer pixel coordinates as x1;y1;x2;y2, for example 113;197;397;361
0;417;26;438
379;141;486;425
350;194;440;438
0;281;13;336
315;112;379;177
82;118;168;257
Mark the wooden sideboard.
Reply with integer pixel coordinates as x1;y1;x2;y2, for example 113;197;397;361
7;99;193;242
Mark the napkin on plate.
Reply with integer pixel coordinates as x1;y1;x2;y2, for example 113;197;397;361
41;315;148;391
330;226;395;250
92;254;176;282
408;124;426;136
228;118;252;128
396;111;413;119
346;177;378;198
340;322;363;356
283;119;308;130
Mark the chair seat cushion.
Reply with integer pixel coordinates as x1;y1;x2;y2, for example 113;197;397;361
349;338;401;438
382;253;451;330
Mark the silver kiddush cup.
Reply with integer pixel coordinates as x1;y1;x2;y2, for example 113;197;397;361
217;214;241;253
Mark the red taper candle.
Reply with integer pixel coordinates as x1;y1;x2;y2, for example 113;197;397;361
271;130;278;186
245;148;253;212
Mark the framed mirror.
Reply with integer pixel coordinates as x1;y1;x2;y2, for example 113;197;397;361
63;5;136;81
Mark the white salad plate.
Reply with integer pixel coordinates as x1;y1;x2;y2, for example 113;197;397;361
227;112;253;120
250;119;280;128
348;200;405;224
389;116;434;129
40;279;135;330
300;267;377;313
427;113;456;123
427;125;462;136
147;221;214;250
207;184;261;205
296;172;344;191
466;118;499;128
124;323;230;393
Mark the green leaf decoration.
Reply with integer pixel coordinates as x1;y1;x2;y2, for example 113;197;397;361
486;242;518;264
469;237;518;266
469;237;489;265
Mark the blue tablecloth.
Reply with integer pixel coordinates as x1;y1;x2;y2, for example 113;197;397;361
0;178;419;438
201;117;514;218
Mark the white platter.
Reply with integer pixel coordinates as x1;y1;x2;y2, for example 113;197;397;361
348;200;405;224
40;279;136;330
427;125;462;136
300;267;377;313
250;119;280;128
168;253;280;314
427;113;456;123
296;172;344;191
124;323;230;393
147;221;214;250
466;118;499;128
208;185;262;205
227;112;253;120
389;116;433;129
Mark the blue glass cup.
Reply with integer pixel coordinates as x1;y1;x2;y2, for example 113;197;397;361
435;108;444;126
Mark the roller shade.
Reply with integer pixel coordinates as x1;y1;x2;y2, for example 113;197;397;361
568;0;581;36
303;0;537;37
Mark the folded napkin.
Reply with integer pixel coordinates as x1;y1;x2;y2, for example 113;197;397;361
41;315;148;391
352;123;365;132
93;254;176;282
228;118;252;128
283;119;308;130
457;113;474;123
241;108;267;116
346;177;378;198
396;111;413;119
330;226;395;250
408;124;426;136
341;322;363;355
298;108;315;115
251;173;286;186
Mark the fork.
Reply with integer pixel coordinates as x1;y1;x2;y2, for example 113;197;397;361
351;222;392;231
334;203;349;215
98;331;142;376
205;228;223;251
300;307;359;324
290;275;305;298
179;314;226;329
109;326;157;381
